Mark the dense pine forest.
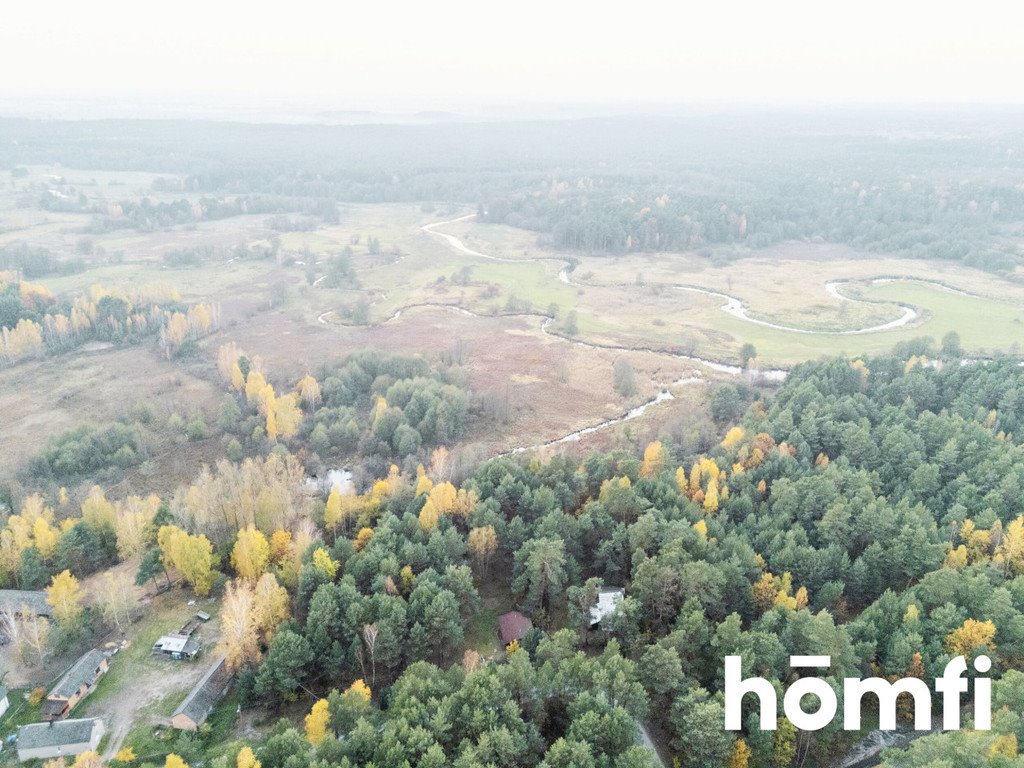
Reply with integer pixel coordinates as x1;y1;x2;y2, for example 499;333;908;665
5;344;1024;767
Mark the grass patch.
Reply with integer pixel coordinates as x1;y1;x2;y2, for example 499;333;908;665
466;573;516;657
466;609;499;655
0;690;41;738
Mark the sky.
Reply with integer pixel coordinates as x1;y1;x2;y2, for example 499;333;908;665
1;0;1023;118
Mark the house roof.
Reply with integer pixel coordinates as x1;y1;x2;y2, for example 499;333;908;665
173;656;228;726
589;588;625;625
155;634;191;653
50;649;107;699
498;611;533;645
0;589;51;616
17;718;102;749
41;698;69;718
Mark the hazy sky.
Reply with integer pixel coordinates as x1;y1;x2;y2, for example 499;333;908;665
2;0;1022;114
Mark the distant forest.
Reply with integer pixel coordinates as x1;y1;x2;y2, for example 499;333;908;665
2;112;1024;271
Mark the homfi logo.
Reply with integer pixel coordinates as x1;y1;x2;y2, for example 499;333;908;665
724;655;992;732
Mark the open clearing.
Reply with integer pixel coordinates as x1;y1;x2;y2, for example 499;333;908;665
3;185;1023;488
76;588;223;760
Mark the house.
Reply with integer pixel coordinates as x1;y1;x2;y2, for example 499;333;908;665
171;656;230;731
16;718;105;762
41;649;109;720
153;613;207;660
0;589;51;618
153;633;202;660
498;611;533;646
0;686;9;718
589;587;625;629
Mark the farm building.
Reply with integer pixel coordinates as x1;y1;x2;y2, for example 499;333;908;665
41;649;109;720
153;633;201;660
0;686;9;718
171;656;230;731
498;611;533;646
589;587;625;628
0;589;51;617
153;613;206;660
16;718;105;762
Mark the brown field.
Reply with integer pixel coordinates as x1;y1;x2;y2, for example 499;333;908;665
5;179;1020;498
0;344;224;497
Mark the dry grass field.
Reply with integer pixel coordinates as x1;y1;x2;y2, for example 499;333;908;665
2;169;1022;494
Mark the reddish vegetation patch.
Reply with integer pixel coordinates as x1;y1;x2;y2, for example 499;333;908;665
216;301;711;457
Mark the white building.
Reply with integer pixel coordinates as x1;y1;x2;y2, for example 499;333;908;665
16;718;105;762
589;587;625;628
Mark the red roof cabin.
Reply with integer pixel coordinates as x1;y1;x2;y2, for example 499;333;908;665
498;611;533;646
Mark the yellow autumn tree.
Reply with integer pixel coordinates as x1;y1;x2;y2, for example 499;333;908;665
640;441;666;478
944;545;969;570
273;393;303;438
32;517;59;559
312;547;339;578
450;488;477;520
252;572;290;642
752;572;777;612
81;486;116;532
305;698;330;745
158;525;215;596
721;426;746;450
468;526;497;574
354;527;373;552
265;400;278;442
269;529;293;563
995;516;1024;576
348;678;371;700
427;482;458;515
675;466;688;495
218;579;260;672
324;487;343;533
419;499;440;530
794;586;809;610
166;755;189;768
296;375;321;410
72;752;104;768
728;738;752;768
236;746;261;768
46;570;83;627
689;462;702;494
945;619;997;660
415;466;433;496
245;371;268;406
115;494;160;560
703;479;719;514
989;734;1018;759
231;527;270;582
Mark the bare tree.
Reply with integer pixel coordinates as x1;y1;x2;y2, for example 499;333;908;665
17;604;51;666
96;571;135;634
359;623;379;689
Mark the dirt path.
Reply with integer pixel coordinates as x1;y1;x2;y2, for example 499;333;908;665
100;660;206;760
